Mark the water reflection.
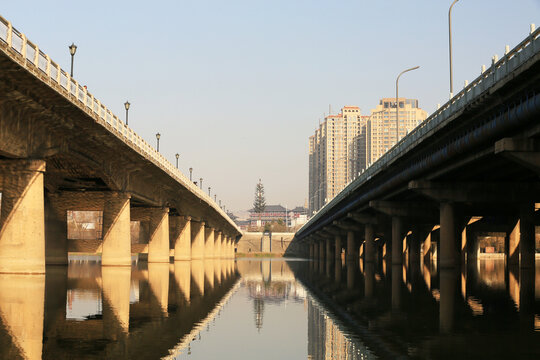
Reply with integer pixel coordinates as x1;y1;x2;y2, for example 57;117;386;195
0;257;536;359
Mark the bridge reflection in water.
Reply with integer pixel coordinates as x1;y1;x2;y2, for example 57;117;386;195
0;258;537;359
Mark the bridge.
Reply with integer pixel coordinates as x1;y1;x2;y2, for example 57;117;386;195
0;15;241;274
296;25;540;274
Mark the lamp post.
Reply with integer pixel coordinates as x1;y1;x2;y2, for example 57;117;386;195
175;153;180;168
156;133;161;152
68;43;77;77
396;66;420;142
208;187;211;196
189;168;193;181
449;0;460;98
214;194;217;202
124;101;130;125
199;178;203;189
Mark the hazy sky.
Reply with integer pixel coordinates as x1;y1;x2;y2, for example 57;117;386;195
3;1;539;213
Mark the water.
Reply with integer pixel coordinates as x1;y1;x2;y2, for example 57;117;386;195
0;258;538;359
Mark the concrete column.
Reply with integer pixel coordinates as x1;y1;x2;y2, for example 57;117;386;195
204;227;215;259
392;216;404;265
346;231;357;262
102;193;132;266
335;235;342;261
364;262;375;299
0;160;45;274
326;237;333;261
191;221;205;260
519;203;535;268
204;259;215;289
148;262;169;314
408;228;421;266
215;231;222;258
466;231;479;264
440;202;458;268
392;264;402;311
191;259;205;296
439;269;458;334
44;195;68;265
319;241;325;261
346;260;355;290
506;219;520;265
173;216;191;261
174;261;191;303
423;230;432;263
313;241;319;259
309;242;314;259
146;208;170;263
334;260;342;283
364;224;375;263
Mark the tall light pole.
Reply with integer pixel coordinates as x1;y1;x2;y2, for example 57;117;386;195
69;43;77;77
449;0;460;98
156;133;161;152
214;194;217;202
208;187;211;196
396;66;420;142
199;178;203;189
124;101;130;125
175;153;179;168
189;167;193;181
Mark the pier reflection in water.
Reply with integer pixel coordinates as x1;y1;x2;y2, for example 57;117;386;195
0;258;537;359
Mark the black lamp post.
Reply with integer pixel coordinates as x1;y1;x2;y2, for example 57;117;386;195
156;133;161;152
214;194;217;202
189;168;193;181
175;153;179;168
69;43;77;77
200;178;203;189
124;101;130;125
208;187;211;196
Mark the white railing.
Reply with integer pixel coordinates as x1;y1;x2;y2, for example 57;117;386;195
0;14;239;233
302;24;540;235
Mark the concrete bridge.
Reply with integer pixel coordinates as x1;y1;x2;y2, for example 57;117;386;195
0;15;240;273
295;25;540;273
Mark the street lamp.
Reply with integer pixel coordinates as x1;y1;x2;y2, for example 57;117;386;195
189;167;193;181
156;133;161;151
199;178;203;189
396;66;420;142
124;101;130;125
175;153;180;168
214;194;217;202
449;0;460;98
208;187;211;196
68;43;77;77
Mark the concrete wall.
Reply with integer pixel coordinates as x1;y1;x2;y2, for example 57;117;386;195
236;232;295;255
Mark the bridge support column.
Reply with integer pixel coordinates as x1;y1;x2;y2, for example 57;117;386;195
334;235;342;261
364;224;375;263
102;193;132;266
215;231;222;258
325;237;333;261
346;231;358;262
319;241;325;261
466;231;479;264
191;221;205;260
0;160;45;274
408;227;421;268
392;217;404;265
518;202;535;268
440;203;459;268
44;194;68;265
506;219;520;266
309;242;314;259
204;227;215;258
423;230;432;263
313;241;319;259
131;207;169;263
173;216;191;261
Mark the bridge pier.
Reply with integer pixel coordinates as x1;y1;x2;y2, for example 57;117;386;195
215;231;222;258
102;193;132;266
325;237;333;261
191;221;205;260
319;241;325;261
364;224;375;263
132;207;170;263
391;217;404;265
172;216;191;261
44;194;68;265
334;235;342;261
0;160;46;274
346;231;358;262
440;202;459;268
204;226;215;258
518;202;535;268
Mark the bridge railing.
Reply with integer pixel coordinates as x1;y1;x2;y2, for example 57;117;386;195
302;24;540;236
0;15;239;233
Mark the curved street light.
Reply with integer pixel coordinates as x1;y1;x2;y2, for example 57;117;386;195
175;153;180;168
156;133;161;152
396;66;420;142
449;0;460;98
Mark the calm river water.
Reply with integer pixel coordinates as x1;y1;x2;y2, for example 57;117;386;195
0;257;538;359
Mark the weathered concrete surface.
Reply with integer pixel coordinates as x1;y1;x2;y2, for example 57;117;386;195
236;232;295;255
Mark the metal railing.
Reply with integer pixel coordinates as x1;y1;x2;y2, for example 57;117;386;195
300;24;540;236
0;14;239;233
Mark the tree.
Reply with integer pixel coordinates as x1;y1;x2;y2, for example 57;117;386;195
253;179;266;226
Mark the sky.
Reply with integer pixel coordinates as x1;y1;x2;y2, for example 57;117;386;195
2;1;539;214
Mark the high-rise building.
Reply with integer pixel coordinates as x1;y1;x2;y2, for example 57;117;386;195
364;98;427;166
308;106;364;215
308;99;427;216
